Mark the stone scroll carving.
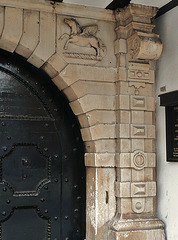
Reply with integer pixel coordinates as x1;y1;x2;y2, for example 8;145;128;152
59;18;106;61
128;32;163;61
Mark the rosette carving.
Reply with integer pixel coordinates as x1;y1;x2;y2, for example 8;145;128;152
132;150;146;170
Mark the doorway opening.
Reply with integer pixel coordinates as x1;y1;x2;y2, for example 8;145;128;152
0;50;86;240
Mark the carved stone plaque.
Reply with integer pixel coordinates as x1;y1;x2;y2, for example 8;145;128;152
166;106;178;162
160;90;178;162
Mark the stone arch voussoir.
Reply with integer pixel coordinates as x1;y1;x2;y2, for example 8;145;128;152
0;41;103;150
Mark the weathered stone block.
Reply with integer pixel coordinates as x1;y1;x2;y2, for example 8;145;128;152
119;124;130;138
132;139;144;152
86;139;116;153
112;229;165;240
115;181;130;198
43;53;67;78
144;139;156;153
118;153;131;168
70;95;116;115
85;153;115;167
115;39;127;54
120;139;131;153
117;95;130;110
132;110;144;124
0;7;4;36
28;12;56;68
118;110;130;124
120;169;132;182
86;167;116;240
15;10;39;58
132;169;145;182
0;7;23;52
63;80;115;101
144;111;153;125
81;124;116;141
118;67;127;81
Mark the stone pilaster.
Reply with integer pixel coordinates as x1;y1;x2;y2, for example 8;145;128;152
109;4;165;240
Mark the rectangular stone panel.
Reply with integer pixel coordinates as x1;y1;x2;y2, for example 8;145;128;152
128;63;151;83
131;182;156;197
131;125;147;138
128;69;150;82
131;95;147;110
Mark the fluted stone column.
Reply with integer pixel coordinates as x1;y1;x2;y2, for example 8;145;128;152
109;4;165;240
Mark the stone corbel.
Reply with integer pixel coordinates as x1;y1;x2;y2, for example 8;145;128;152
128;31;163;60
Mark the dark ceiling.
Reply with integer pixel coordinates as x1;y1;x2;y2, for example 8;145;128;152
49;0;177;17
106;0;131;10
49;0;131;9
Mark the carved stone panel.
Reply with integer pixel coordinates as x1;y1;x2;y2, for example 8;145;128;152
58;17;107;65
132;198;145;213
132;151;146;170
131;95;147;110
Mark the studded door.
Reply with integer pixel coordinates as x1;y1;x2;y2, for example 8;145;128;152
0;50;86;240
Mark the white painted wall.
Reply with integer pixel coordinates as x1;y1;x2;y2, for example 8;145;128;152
131;0;170;8
63;0;169;8
156;7;178;240
63;0;111;8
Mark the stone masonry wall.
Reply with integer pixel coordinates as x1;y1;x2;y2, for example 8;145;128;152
109;4;165;240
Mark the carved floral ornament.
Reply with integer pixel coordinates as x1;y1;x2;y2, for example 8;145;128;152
132;150;146;170
59;18;106;61
128;31;163;60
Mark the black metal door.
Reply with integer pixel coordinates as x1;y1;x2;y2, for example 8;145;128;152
0;50;86;240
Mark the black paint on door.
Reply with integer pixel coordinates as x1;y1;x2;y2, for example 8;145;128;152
0;50;86;239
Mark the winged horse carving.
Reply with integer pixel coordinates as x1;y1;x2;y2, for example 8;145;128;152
61;18;105;57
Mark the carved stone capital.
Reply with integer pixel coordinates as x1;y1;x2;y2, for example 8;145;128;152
128;32;163;60
115;3;158;26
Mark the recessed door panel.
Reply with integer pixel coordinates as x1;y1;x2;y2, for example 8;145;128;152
2;209;48;240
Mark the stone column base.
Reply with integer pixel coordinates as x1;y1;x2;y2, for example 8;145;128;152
108;218;166;240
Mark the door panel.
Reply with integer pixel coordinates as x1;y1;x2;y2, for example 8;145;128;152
2;209;48;240
0;50;85;239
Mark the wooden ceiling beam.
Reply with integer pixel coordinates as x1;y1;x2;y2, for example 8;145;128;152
106;0;131;10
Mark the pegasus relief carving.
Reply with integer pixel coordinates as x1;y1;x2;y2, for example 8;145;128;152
61;18;105;57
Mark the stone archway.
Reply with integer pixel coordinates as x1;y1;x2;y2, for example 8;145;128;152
0;3;117;239
0;1;166;240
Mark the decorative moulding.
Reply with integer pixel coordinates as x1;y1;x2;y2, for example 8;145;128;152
0;0;115;22
109;218;165;232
